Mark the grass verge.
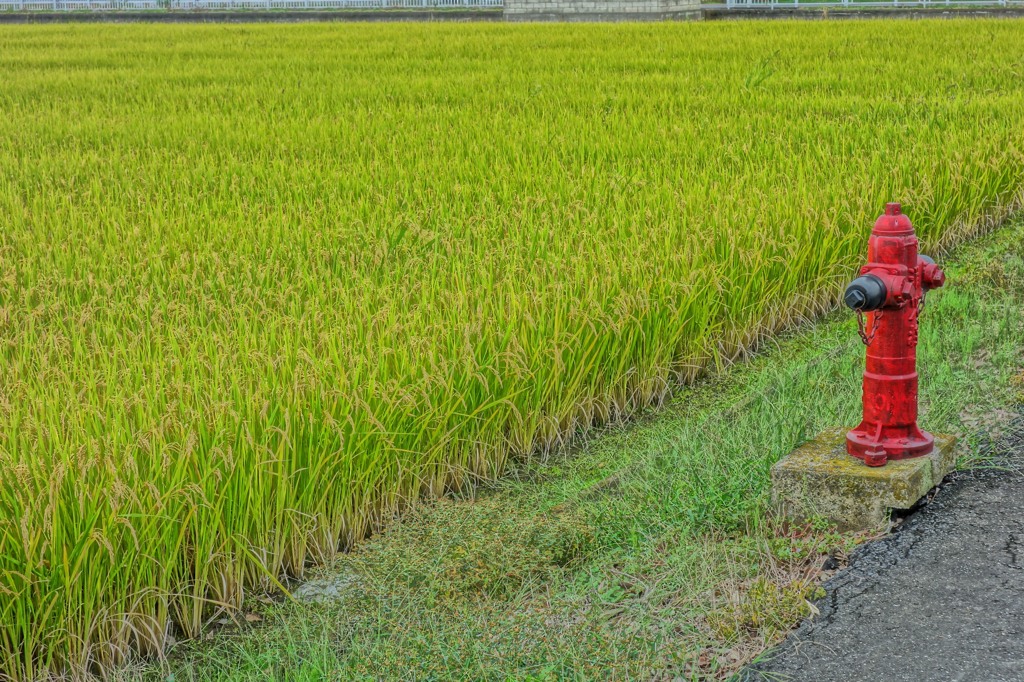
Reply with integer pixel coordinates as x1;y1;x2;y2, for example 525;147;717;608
131;217;1024;681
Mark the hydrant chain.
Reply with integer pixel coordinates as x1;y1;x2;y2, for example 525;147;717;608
855;309;882;347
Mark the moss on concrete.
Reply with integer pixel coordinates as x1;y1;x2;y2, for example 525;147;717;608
772;428;958;531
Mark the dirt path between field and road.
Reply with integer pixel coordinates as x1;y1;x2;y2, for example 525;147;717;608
745;412;1024;682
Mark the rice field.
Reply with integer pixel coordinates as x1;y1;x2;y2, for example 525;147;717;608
1;19;1023;679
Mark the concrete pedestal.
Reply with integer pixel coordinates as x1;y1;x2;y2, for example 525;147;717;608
771;428;958;531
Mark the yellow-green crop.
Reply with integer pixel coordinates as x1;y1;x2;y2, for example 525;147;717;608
1;20;1023;679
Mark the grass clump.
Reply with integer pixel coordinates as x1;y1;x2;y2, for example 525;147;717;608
706;578;826;645
348;497;595;602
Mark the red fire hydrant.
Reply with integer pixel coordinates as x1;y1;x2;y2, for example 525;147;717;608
843;203;946;467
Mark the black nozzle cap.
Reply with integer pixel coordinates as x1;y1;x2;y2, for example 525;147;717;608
844;274;887;312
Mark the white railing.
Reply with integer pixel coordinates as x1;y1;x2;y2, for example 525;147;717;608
171;0;501;8
725;0;1021;7
0;0;501;9
3;0;156;7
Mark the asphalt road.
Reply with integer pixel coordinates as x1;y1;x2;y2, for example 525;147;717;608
746;414;1024;682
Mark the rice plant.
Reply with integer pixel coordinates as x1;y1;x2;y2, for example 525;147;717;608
0;19;1023;679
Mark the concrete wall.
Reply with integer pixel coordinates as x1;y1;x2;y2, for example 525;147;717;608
504;0;701;20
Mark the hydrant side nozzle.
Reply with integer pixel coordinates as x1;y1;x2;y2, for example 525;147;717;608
844;274;887;312
919;254;946;290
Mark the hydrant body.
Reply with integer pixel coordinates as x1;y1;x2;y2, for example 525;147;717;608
843;203;945;467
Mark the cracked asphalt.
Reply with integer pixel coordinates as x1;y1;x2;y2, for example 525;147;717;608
746;415;1024;682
